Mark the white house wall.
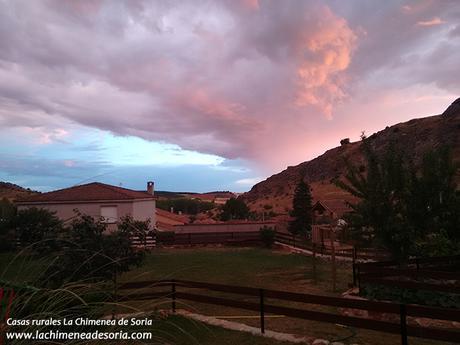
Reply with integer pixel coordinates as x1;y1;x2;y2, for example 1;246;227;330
132;199;156;227
18;202;134;225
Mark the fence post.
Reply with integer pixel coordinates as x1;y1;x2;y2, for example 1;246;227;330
171;280;176;313
312;243;317;283
357;264;361;291
259;288;265;334
330;229;336;292
400;304;408;345
352;246;357;287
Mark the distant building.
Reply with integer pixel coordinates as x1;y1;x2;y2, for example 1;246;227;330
312;200;352;224
16;181;156;230
213;197;231;205
156;208;189;231
191;192;235;205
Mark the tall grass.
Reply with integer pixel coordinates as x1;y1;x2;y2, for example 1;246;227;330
0;244;205;345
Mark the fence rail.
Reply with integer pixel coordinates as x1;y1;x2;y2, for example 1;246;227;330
156;231;261;246
275;232;390;260
355;255;460;294
118;279;460;344
130;235;156;249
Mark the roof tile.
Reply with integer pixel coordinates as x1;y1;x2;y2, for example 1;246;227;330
16;182;155;203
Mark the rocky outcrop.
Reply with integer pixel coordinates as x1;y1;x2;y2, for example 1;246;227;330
242;100;460;214
442;98;460;117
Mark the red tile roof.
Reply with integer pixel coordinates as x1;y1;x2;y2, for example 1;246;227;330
156;208;189;223
16;182;155;203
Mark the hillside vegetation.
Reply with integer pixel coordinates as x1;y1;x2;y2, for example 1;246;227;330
242;99;460;214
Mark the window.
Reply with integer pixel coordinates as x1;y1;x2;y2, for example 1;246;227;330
100;206;118;223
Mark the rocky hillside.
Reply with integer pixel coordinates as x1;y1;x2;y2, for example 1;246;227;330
0;182;39;201
242;99;460;215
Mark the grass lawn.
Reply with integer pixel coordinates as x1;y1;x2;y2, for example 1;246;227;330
120;247;453;345
1;247;455;345
121;246;351;294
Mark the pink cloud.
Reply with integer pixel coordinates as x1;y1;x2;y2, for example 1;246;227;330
295;7;356;118
0;0;459;173
417;17;446;26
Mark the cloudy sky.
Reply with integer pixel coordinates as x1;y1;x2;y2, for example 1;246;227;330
0;0;458;192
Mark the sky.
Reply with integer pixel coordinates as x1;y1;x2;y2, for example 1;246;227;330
0;0;459;192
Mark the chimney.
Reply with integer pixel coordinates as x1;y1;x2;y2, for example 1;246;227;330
147;181;154;195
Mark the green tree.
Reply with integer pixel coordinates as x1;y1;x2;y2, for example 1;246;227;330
336;135;459;259
41;213;145;287
259;226;276;248
157;198;214;214
0;198;17;251
288;179;312;237
407;147;460;256
0;197;16;222
13;207;63;248
220;198;249;221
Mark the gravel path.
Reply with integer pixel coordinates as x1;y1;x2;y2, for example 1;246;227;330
176;309;314;344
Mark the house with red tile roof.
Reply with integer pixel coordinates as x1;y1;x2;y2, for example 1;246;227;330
156;208;189;231
16;181;156;230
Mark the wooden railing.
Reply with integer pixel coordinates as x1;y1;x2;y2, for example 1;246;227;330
275;232;390;261
355;256;460;294
130;235;156;249
118;279;460;344
156;231;261;246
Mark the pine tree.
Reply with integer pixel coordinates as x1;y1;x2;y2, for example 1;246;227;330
288;179;313;237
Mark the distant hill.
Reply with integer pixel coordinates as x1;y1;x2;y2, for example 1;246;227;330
155;190;235;201
0;182;40;201
154;191;191;199
242;98;460;215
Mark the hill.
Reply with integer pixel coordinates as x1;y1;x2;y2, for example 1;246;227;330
0;182;40;201
155;190;235;201
241;98;460;215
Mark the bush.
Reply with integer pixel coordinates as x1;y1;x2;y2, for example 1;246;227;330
13;207;63;250
220;198;250;221
156;230;175;245
259;226;276;248
157;198;214;215
361;284;460;308
0;198;16;252
40;213;146;288
340;138;350;145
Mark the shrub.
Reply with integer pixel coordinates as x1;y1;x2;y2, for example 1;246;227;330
220;198;249;221
157;198;214;215
156;231;175;245
0;198;16;252
259;226;276;248
340;138;350;145
40;213;146;288
361;284;460;309
12;207;63;250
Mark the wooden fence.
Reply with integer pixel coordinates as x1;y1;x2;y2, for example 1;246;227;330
156;231;261;246
130;235;156;249
355;255;460;293
118;279;460;344
275;232;390;261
